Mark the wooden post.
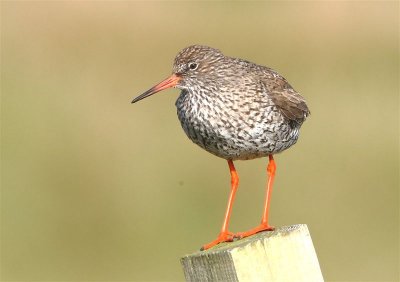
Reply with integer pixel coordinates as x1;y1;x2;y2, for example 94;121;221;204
181;224;324;282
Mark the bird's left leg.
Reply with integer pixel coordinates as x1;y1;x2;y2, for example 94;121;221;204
201;160;238;250
235;154;276;239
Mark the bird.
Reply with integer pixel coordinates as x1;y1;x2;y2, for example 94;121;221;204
131;45;310;250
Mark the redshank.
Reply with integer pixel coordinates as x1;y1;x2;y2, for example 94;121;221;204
132;45;310;250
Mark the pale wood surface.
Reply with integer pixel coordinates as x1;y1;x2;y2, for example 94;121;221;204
181;224;324;282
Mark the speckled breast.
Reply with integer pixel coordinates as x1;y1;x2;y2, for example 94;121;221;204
175;89;301;160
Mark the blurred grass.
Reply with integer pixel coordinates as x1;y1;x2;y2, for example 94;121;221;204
1;1;398;281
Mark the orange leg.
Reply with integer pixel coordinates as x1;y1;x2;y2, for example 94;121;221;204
235;155;276;239
201;160;239;250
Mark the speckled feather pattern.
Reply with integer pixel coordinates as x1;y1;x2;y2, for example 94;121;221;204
173;45;310;160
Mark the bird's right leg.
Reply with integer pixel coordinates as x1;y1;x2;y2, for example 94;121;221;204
234;155;276;239
201;160;238;250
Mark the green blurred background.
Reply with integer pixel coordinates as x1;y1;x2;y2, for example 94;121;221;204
1;1;398;281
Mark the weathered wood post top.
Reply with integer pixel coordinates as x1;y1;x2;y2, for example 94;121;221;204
181;224;323;282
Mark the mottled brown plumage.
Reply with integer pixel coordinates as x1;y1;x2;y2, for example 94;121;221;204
170;45;309;160
132;45;310;250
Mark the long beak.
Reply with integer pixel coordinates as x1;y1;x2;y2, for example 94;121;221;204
131;74;181;103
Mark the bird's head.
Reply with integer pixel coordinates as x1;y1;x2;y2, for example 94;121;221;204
131;45;225;103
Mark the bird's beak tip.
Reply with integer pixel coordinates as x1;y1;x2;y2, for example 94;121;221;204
131;74;181;104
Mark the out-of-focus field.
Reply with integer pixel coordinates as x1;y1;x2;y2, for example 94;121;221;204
1;2;398;281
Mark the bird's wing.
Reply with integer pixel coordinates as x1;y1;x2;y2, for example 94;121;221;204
260;75;310;123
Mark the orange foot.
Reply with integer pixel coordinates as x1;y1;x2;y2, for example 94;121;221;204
200;231;234;251
234;224;275;239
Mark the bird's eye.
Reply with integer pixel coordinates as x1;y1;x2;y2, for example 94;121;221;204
188;62;198;70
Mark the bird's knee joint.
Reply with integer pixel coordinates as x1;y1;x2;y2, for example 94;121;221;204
267;163;276;176
231;174;239;187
